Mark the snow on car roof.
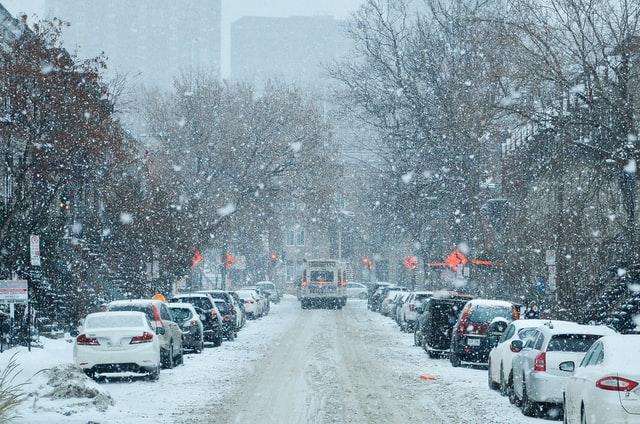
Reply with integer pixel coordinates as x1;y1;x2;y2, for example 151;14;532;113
601;335;640;371
413;291;432;295
167;302;196;310
512;319;568;329
468;299;515;308
108;299;162;307
173;293;211;298
87;311;146;319
536;321;617;336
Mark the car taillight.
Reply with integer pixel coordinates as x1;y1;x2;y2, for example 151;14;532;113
130;332;154;344
76;334;100;345
534;352;546;372
223;316;230;321
596;376;639;392
456;305;472;335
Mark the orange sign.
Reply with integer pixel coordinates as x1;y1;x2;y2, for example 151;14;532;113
403;256;418;271
152;293;166;302
224;253;237;270
191;249;204;269
428;249;498;271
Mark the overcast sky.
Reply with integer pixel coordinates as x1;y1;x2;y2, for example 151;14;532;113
1;0;364;76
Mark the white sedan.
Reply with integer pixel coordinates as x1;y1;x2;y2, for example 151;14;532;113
346;282;368;299
74;311;161;380
563;334;640;424
488;319;564;397
236;289;263;318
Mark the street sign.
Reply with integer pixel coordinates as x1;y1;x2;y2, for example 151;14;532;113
30;235;40;266
402;256;418;271
0;280;28;303
236;255;247;271
224;253;237;270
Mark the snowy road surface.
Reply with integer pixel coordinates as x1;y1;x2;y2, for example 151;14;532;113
201;297;543;424
6;296;545;423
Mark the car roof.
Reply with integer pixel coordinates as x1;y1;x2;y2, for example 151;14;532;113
256;281;273;285
467;299;515;308
535;321;617;336
86;311;146;319
173;293;211;298
511;319;564;329
108;299;163;308
431;290;474;300
413;291;433;296
167;302;196;310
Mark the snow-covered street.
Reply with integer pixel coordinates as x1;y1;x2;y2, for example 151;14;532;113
198;297;543;424
3;296;549;423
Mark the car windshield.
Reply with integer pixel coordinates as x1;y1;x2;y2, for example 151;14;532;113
468;306;512;323
169;308;192;322
547;334;602;352
85;315;143;329
214;301;229;313
108;305;154;321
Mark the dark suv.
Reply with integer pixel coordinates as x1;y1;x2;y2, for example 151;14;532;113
449;299;520;367
170;293;224;347
414;292;473;357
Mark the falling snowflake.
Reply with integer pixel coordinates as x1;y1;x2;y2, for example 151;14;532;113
217;203;236;217
120;212;133;224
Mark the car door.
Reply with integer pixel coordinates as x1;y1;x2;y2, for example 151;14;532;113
514;331;539;397
492;323;515;382
160;303;182;351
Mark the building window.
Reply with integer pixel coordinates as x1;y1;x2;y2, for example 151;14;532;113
287;226;305;247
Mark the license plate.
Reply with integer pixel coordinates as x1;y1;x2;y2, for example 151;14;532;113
467;338;481;347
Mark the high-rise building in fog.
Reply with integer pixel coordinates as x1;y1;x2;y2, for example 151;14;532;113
46;1;221;89
230;15;350;89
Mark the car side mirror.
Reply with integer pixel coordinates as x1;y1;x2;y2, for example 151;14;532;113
559;361;575;373
510;339;524;353
156;327;166;336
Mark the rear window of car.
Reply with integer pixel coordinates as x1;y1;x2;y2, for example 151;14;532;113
207;292;227;300
173;297;212;311
169;308;192;322
547;334;602;352
108;305;154;321
468;306;513;323
310;271;334;282
86;315;143;329
214;300;229;313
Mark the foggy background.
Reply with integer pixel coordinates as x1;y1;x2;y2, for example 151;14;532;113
1;0;365;78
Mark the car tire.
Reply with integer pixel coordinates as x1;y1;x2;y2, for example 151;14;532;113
176;346;184;365
427;349;438;359
499;366;508;397
488;362;500;390
450;352;461;367
161;344;174;369
147;366;160;381
213;330;223;347
563;396;568;424
414;328;420;347
581;405;587;424
521;384;538;417
509;374;520;406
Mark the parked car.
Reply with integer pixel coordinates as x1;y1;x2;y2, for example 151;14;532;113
245;286;270;316
168;302;205;353
199;290;243;331
228;291;246;329
391;292;410;323
563;334;640;424
488;319;565;397
380;289;408;316
106;299;183;368
511;321;617;417
74;311;161;380
170;293;224;347
236;289;263;319
367;282;391;310
256;281;281;303
399;291;432;332
212;299;237;341
450;299;520;367
346;282;368;299
414;292;473;357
